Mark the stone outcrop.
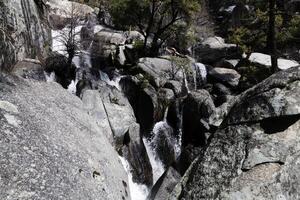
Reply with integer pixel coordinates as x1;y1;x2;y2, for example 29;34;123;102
171;67;300;199
81;85;153;186
0;0;51;71
136;57;188;88
46;0;95;29
120;76;164;137
0;75;130;200
207;67;241;87
148;167;181;200
193;36;242;65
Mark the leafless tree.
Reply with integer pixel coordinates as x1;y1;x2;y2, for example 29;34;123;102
54;3;82;66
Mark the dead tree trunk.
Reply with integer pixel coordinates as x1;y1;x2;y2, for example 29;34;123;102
268;0;278;72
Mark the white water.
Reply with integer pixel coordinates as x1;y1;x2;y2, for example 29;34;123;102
94;25;104;34
44;71;56;82
142;107;183;185
143;134;166;184
182;68;190;93
193;62;207;90
99;71;122;91
67;79;78;94
119;156;149;200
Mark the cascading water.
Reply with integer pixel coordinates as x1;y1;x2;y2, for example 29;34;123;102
143;107;183;185
192;62;207;90
119;156;149;200
99;71;122;91
44;71;56;82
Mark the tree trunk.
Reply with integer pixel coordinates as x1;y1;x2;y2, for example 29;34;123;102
268;0;278;72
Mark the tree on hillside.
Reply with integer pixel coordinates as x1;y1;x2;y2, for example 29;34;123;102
108;0;201;56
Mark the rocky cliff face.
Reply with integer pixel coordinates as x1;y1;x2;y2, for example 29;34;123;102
1;0;300;199
171;67;300;199
0;0;51;71
0;75;130;200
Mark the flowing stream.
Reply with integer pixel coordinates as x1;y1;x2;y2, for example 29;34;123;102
47;21;185;200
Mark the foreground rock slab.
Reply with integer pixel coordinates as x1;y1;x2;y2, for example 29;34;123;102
0;76;130;200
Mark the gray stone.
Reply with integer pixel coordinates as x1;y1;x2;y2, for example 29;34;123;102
148;167;181;200
182;90;216;146
193;37;242;64
0;76;130;200
91;30;127;66
136;57;187;87
0;0;51;71
208;67;241;87
46;0;95;29
173;67;300;199
121;123;153;186
120;76;164;136
226;66;300;125
221;119;300;200
82;85;153;186
163;80;187;97
12;59;46;81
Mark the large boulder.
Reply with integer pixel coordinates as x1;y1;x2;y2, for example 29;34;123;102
136;57;187;88
207;67;241;87
91;29;127;67
148;167;181;200
193;36;242;65
248;52;299;71
121;123;153;186
182;90;216;147
82;87;153;186
226;66;300;125
172;67;300;199
93;81;137;149
0;0;51;71
120;76;164;137
0;75;130;200
46;0;95;29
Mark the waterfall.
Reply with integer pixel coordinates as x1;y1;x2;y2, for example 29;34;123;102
44;71;56;82
143;132;166;184
182;68;190;93
119;156;149;200
67;80;78;94
99;71;122;91
192;63;207;90
143;106;183;185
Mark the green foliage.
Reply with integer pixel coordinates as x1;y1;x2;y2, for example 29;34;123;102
238;63;273;91
133;39;145;51
108;0;201;55
228;8;295;53
287;15;300;43
229;26;266;54
166;21;197;52
168;56;192;79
